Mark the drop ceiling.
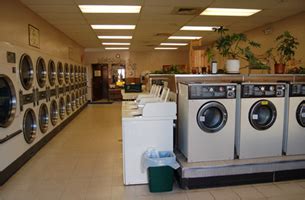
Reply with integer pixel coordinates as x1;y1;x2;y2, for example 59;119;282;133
20;0;305;51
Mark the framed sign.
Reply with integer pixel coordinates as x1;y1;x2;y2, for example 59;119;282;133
28;24;40;48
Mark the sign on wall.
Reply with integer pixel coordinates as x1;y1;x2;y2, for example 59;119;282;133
28;24;40;48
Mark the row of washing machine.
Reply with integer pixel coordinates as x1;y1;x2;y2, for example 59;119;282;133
178;81;305;163
0;42;88;174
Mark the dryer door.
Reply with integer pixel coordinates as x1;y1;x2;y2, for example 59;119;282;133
296;100;305;127
0;75;16;127
249;100;277;130
197;101;227;133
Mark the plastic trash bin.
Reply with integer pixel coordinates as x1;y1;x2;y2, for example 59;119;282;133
143;150;180;192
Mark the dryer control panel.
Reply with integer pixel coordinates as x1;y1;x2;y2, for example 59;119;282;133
290;83;305;97
242;84;285;98
189;85;236;99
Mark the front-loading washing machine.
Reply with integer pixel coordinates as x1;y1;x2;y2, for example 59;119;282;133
284;82;305;155
178;82;237;162
0;42;24;174
237;82;286;159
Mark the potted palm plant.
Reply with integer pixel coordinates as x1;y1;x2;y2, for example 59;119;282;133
214;27;263;73
266;31;299;74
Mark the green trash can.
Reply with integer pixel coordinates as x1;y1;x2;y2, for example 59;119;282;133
148;166;174;192
143;150;179;193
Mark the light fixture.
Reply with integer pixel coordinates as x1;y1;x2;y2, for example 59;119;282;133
201;8;261;16
79;5;141;13
105;47;129;50
168;36;202;40
102;42;130;46
91;25;136;30
160;43;188;46
98;36;132;39
154;47;178;50
181;26;220;31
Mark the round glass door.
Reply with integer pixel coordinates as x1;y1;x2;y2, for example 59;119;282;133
197;101;228;133
296;100;305;127
48;60;56;86
19;54;34;90
249;100;277;130
50;100;59;126
64;63;70;84
23;108;37;144
0;75;16;128
74;65;78;82
36;57;47;88
59;97;65;120
57;62;64;85
39;103;49;134
66;95;71;115
75;90;79;108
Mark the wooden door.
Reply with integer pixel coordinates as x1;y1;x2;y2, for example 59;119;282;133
92;64;109;101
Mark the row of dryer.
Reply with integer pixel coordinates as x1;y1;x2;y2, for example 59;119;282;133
178;82;305;163
0;42;88;173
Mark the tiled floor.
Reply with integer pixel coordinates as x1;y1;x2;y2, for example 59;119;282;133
1;104;305;200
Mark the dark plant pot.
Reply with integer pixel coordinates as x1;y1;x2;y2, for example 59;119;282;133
274;63;286;74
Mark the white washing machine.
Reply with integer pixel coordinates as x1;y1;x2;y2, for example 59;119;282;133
284;83;305;155
237;83;286;159
0;42;24;173
178;82;237;162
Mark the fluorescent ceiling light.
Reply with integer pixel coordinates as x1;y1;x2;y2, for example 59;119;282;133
79;5;141;13
102;42;130;46
181;26;220;31
155;47;178;50
91;25;136;30
98;36;132;39
160;43;188;46
201;8;261;16
168;36;202;40
105;47;129;50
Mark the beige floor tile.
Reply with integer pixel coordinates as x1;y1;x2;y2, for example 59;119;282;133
275;182;305;195
232;186;265;199
254;184;283;198
267;193;305;200
161;192;188;200
298;181;305;189
34;189;63;200
85;187;112;200
186;190;214;200
210;189;241;200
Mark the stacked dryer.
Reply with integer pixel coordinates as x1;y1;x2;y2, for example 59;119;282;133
284;83;305;155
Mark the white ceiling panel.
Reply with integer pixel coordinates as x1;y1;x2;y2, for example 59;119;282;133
20;0;305;50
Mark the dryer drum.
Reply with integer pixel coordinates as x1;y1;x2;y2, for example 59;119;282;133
23;108;37;144
66;95;72;115
75;91;79;108
59;97;65;120
19;53;34;90
249;100;277;130
48;60;56;86
50;100;59;126
36;57;47;88
71;93;76;111
64;63;70;84
57;62;64;85
39;103;49;133
0;75;17;127
70;64;74;83
296;100;305;127
197;101;228;133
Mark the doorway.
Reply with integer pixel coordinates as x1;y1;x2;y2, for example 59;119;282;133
92;64;109;101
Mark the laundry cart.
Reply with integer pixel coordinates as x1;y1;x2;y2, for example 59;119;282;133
122;102;176;185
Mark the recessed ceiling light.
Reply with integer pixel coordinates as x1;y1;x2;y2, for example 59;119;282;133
181;26;220;31
154;47;178;50
102;42;130;46
160;43;188;46
91;25;136;30
79;5;141;13
105;47;129;50
168;36;202;40
98;36;132;39
201;8;261;16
